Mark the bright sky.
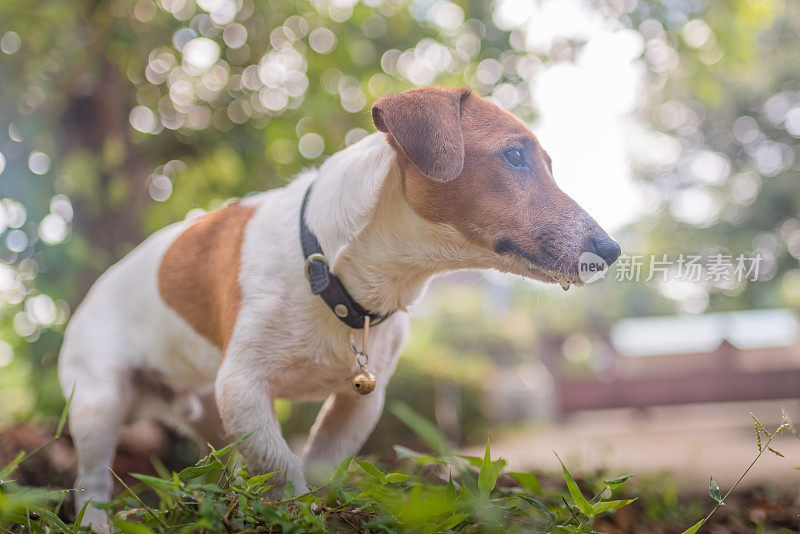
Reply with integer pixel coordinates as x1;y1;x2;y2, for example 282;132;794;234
499;0;646;233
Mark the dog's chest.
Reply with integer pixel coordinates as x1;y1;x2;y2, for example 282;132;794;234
270;358;356;401
264;326;402;401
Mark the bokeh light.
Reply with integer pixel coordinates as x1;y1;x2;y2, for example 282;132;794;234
308;27;336;54
298;133;324;159
2;200;27;228
6;230;28;253
148;174;173;201
130;105;159;133
38;214;69;245
0;32;21;55
26;294;57;325
182;37;220;71
27;151;51;175
0;341;12;367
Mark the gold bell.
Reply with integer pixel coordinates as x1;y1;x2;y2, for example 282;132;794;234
351;369;376;395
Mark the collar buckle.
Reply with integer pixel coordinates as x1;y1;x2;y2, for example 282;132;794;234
303;252;329;281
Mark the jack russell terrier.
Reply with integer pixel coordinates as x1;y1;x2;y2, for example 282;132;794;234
58;86;620;530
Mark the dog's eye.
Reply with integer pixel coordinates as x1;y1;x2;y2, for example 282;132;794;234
503;147;526;169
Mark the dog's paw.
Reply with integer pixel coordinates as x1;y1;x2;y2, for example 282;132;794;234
81;507;110;534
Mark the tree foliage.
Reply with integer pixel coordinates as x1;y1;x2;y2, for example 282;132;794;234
617;0;800;312
2;0;799;425
0;0;544;421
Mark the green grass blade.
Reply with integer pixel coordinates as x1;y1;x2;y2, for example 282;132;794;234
29;505;72;534
130;473;180;493
177;461;225;481
72;498;91;532
332;453;355;482
114;519;157;533
433;513;470;531
518;495;556;527
708;477;722;504
680;519;705;534
393;445;448;466
0;451;26;480
55;385;75;439
591;498;637;515
477;442;501;495
390;403;452;455
385;472;413;484
354;459;386;484
203;428;258;461
603;474;633;491
554;452;592;517
509;471;541;493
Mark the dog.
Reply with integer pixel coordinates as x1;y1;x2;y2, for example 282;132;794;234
58;86;620;530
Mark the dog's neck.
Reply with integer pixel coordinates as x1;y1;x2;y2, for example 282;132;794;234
304;133;483;315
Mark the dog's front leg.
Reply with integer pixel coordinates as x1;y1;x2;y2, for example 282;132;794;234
215;356;307;494
301;387;385;484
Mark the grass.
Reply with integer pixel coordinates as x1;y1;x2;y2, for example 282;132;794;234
679;410;797;534
0;401;796;533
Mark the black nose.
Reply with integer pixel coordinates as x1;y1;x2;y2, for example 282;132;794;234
589;236;621;265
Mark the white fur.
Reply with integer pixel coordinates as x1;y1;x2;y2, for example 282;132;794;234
60;132;509;531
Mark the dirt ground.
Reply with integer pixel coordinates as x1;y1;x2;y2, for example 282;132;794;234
3;399;800;532
466;399;800;491
460;399;800;533
8;399;798;493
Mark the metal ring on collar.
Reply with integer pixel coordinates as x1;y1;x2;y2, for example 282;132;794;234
304;252;329;281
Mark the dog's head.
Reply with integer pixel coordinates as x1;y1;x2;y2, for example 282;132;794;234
372;86;620;288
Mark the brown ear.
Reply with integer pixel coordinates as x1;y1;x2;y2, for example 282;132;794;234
372;87;469;183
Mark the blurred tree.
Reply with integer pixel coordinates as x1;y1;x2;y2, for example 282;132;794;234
610;0;800;314
0;0;547;422
501;0;800;379
526;0;800;346
6;0;797;430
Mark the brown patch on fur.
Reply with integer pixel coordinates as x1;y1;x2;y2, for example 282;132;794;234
158;203;254;350
372;87;469;182
375;87;608;280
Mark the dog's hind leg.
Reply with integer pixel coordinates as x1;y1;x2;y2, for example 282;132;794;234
61;352;133;534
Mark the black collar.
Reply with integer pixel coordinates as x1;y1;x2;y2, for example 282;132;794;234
300;184;392;329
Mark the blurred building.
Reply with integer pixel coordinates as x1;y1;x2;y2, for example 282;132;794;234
558;308;800;414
